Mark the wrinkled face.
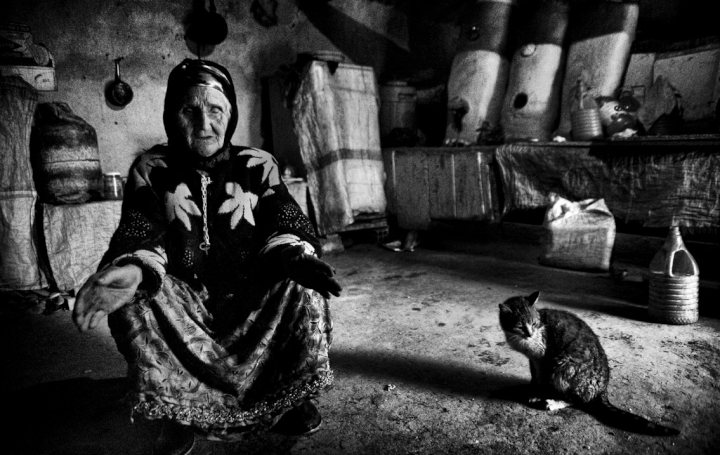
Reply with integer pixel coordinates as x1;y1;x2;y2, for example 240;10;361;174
174;86;231;157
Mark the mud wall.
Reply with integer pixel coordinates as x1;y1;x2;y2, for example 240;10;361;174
3;0;714;176
2;0;405;176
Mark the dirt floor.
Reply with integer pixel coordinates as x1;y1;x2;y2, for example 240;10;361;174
2;229;720;455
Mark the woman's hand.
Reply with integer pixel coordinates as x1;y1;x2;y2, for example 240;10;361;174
72;264;143;332
281;245;342;299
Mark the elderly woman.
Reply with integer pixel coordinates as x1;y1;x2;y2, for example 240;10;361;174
72;59;341;454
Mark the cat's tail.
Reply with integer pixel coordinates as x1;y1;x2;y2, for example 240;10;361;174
584;392;680;436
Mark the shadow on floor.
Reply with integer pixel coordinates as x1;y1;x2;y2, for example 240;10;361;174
330;349;527;402
548;293;652;323
5;377;157;455
550;286;720;322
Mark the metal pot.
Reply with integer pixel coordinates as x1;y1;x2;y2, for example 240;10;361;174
186;0;228;46
105;57;134;107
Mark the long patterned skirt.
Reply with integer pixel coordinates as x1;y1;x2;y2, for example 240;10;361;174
108;274;333;435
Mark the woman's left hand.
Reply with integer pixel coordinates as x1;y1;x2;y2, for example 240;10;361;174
282;245;342;299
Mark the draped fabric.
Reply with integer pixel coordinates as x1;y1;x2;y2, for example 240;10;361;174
292;60;387;235
0;76;46;290
109;275;333;433
495;142;720;232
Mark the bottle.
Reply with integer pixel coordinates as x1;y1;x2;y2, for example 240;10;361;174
648;226;700;325
570;79;603;141
103;172;124;200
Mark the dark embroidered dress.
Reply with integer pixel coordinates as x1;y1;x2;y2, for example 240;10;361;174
103;145;333;434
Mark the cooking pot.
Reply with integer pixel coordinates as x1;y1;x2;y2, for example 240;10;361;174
186;0;228;46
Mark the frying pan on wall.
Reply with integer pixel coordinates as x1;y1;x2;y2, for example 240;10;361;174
105;57;133;107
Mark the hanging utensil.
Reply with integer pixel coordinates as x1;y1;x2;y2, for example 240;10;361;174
186;0;228;46
105;57;134;107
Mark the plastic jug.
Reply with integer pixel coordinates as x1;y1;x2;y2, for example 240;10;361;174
570;79;603;141
648;226;700;325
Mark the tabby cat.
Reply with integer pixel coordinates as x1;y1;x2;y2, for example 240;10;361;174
498;291;679;436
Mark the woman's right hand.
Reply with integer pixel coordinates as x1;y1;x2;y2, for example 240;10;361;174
72;264;143;332
281;245;342;299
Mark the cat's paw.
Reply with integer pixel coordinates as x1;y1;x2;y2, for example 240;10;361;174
527;397;571;411
544;399;571;411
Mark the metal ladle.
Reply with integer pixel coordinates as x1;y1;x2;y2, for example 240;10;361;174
106;57;134;107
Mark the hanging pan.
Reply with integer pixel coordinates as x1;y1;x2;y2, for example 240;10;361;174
105;57;134;107
186;0;228;46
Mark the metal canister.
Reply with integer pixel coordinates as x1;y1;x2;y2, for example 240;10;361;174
379;81;417;140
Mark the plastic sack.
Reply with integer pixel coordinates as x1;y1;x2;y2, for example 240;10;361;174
292;59;387;235
539;196;616;271
30;102;102;204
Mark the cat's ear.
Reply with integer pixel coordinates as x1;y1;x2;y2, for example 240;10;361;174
527;291;540;306
499;303;511;313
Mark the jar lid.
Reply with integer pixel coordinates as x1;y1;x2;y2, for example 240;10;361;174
104;172;122;176
309;50;345;63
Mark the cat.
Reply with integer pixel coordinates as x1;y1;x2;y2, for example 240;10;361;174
498;291;679;436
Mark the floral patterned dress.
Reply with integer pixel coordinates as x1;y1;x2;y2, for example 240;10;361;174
103;145;333;434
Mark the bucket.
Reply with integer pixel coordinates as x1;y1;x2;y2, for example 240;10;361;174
444;0;515;145
501;0;569;142
379;81;417;140
30;102;102;204
647;226;700;325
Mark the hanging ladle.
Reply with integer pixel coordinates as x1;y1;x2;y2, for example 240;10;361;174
105;57;134;107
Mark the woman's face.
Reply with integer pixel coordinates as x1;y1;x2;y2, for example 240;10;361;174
175;86;232;157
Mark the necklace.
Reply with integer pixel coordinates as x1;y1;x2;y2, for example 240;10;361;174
199;172;212;253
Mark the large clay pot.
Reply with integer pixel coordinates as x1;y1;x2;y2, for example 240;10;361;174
444;0;515;145
555;1;639;138
501;0;569;142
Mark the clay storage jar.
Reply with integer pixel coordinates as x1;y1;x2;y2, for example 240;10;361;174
444;0;515;145
500;0;569;142
30;102;102;204
647;227;700;325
